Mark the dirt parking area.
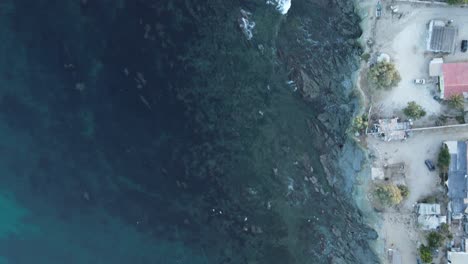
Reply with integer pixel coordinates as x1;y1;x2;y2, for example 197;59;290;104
371;4;468;119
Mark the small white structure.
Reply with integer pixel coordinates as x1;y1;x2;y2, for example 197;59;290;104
447;251;468;264
429;58;444;77
377;53;391;63
416;203;446;230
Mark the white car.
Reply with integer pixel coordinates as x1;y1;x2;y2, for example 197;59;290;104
414;79;425;84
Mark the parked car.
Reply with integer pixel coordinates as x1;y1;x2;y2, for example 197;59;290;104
414;79;426;84
461;40;468;52
425;160;436;171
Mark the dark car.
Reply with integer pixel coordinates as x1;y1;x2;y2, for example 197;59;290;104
462;40;468;52
425;160;436;171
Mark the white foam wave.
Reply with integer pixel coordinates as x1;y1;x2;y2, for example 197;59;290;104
266;0;291;15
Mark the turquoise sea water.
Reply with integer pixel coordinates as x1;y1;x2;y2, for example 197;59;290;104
0;0;378;263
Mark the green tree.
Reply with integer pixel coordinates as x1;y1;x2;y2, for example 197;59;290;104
427;231;443;248
438;144;451;173
397;185;409;198
368;61;401;89
448;94;464;110
403;101;426;119
374;184;403;206
419;245;432;263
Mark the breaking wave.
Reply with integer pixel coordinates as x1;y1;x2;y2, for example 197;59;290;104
266;0;292;15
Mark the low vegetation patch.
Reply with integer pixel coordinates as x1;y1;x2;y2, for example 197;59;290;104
373;183;403;206
361;53;370;62
419;195;438;204
447;0;468;5
368;61;401;89
437;144;450;174
448;94;464;110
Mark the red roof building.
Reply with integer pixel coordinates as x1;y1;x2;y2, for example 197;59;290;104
441;62;468;99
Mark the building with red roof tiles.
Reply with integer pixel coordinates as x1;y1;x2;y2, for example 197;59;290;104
440;62;468;99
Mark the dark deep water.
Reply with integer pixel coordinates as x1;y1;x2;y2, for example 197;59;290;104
0;0;379;263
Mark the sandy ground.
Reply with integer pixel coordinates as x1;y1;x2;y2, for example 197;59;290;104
371;4;468;120
368;126;468;263
354;2;468;263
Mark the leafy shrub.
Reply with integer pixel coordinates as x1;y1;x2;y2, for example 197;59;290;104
403;101;426;119
368;61;401;89
352;115;368;132
419;245;432;263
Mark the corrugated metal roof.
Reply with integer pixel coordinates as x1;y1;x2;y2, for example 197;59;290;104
417;203;441;215
427;20;456;53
